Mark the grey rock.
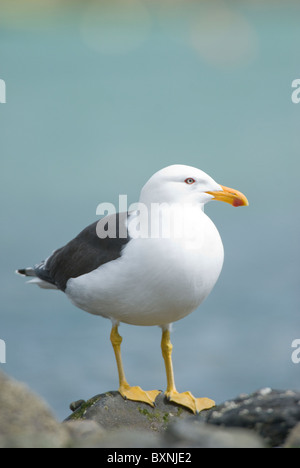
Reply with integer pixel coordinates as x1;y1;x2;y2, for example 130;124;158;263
200;388;300;447
65;391;192;433
165;418;265;448
1;372;298;448
69;399;86;413
0;370;68;448
284;422;300;448
63;420;106;448
87;428;162;448
65;387;300;447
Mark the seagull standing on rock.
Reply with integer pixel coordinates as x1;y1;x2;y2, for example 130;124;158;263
17;164;248;414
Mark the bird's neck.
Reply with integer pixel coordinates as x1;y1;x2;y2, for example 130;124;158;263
128;202;206;240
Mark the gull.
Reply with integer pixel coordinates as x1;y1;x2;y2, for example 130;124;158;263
17;164;248;413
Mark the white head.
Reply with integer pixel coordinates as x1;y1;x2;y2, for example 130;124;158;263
139;164;248;208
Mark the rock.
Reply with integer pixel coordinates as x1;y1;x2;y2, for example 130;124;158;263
65;392;265;448
64;419;161;448
69;399;86;413
65;387;300;447
164;418;265;448
200;388;300;447
0;370;68;448
83;428;162;448
62;420;106;448
1;371;298;448
284;423;300;448
66;391;192;433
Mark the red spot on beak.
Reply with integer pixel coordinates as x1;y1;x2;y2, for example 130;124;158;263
233;197;244;207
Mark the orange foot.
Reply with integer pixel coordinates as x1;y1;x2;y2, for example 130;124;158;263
166;389;215;414
119;383;161;407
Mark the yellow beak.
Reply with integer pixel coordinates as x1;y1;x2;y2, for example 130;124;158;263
206;185;249;207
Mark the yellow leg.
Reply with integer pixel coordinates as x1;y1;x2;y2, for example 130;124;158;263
110;324;161;407
161;328;215;414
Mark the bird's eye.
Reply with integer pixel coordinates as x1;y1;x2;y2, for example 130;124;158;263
185;178;195;185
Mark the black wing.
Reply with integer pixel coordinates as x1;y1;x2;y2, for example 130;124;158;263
31;213;130;292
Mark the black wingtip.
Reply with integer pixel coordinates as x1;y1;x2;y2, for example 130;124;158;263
16;269;26;276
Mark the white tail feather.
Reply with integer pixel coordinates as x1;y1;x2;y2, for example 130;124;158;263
27;278;58;290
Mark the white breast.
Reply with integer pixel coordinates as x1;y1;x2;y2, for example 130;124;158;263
66;206;224;326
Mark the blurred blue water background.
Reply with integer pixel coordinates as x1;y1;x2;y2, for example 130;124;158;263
0;0;299;420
